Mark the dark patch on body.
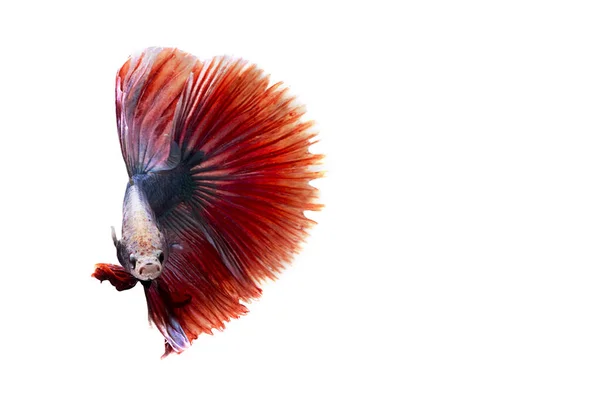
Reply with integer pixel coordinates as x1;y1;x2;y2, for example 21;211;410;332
133;163;195;219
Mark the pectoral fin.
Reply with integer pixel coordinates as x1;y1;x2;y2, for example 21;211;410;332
92;263;138;291
111;226;119;247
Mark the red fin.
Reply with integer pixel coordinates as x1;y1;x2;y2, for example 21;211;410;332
145;240;249;356
92;263;138;291
169;55;324;283
116;47;199;175
164;204;263;301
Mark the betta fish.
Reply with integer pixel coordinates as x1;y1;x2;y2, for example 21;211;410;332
92;47;323;358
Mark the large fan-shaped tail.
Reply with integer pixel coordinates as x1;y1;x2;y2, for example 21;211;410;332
116;48;323;356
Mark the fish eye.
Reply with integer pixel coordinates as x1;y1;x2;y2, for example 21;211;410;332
129;254;137;265
158;251;164;263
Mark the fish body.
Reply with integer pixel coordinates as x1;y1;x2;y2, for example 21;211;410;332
93;47;323;357
117;179;167;281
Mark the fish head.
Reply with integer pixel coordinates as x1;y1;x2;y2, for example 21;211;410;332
112;226;167;281
128;250;165;281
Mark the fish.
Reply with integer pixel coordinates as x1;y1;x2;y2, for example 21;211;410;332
92;47;323;358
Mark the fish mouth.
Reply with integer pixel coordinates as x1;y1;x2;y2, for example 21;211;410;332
133;261;163;281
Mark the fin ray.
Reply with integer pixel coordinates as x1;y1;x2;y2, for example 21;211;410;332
116;48;199;175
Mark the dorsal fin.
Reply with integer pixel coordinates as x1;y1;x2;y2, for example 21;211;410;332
115;48;198;175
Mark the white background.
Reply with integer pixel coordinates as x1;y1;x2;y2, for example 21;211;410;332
1;1;600;399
